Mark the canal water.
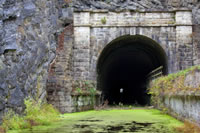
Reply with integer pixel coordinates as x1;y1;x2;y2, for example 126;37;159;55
9;109;182;133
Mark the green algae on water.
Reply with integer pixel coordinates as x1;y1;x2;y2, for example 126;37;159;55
8;109;183;133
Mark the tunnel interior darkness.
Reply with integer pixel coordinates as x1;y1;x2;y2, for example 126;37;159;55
97;35;168;105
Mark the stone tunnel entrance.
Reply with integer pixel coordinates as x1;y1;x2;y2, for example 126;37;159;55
97;35;168;105
46;10;193;113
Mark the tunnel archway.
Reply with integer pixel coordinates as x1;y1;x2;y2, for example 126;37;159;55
97;35;168;106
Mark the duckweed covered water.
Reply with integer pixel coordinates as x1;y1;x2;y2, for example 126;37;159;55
8;109;183;133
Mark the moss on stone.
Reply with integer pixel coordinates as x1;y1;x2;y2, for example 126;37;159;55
149;65;200;106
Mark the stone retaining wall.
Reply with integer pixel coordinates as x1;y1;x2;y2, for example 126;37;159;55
71;94;101;112
164;94;200;124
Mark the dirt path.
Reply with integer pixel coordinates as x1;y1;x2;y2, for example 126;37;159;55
10;109;182;133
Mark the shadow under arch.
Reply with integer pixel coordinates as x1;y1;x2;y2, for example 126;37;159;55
97;35;168;105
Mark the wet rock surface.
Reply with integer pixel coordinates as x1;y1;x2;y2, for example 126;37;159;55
0;0;72;121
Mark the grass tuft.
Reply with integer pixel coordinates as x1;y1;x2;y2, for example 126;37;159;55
1;97;60;132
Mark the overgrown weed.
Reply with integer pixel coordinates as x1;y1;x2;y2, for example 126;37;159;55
175;121;200;133
149;65;200;106
0;126;5;133
1;97;59;132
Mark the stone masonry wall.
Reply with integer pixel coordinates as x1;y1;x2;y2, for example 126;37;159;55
73;10;193;81
73;0;200;66
47;25;74;113
164;95;200;124
71;94;100;112
163;69;200;124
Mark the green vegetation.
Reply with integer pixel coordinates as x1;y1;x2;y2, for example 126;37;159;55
71;80;100;107
148;65;200;106
1;98;59;132
168;21;175;24
8;109;183;133
75;87;82;94
72;80;100;96
101;17;107;24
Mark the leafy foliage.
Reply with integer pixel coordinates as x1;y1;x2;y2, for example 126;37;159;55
2;97;59;132
2;110;27;131
24;98;59;125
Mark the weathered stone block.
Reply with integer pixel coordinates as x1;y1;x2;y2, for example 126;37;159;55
74;27;90;49
74;12;90;26
176;11;192;25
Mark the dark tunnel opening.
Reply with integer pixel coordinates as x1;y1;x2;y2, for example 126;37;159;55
97;35;168;106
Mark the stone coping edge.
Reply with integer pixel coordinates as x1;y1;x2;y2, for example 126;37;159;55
164;91;200;97
73;24;193;27
74;8;192;13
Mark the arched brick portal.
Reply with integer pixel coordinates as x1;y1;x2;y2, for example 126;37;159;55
96;35;168;105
